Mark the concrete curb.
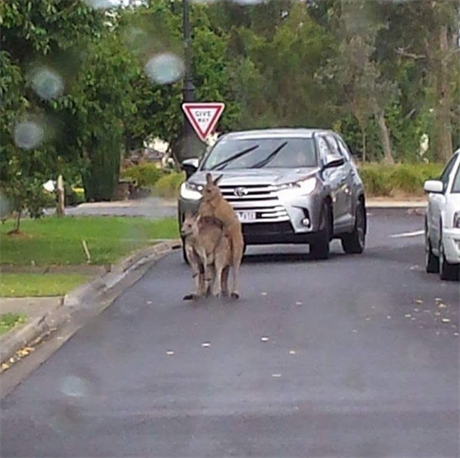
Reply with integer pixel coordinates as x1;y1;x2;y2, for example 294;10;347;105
0;240;181;367
367;200;427;209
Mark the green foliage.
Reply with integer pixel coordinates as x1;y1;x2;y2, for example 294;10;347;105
359;163;444;197
121;164;165;188
154;172;185;199
0;273;88;298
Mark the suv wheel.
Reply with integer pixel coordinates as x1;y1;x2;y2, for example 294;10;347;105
425;223;439;273
439;238;459;281
310;202;331;260
341;202;366;254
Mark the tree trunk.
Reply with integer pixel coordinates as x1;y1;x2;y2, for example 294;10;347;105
435;24;453;162
373;104;395;164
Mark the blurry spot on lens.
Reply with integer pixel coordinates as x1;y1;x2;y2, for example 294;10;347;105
145;53;185;85
232;0;264;4
30;68;64;100
13;121;45;150
0;193;11;219
60;376;88;399
83;0;117;9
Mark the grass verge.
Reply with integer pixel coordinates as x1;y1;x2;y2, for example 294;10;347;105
0;313;26;337
0;217;178;266
0;273;89;297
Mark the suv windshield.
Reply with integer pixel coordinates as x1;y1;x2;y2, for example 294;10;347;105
202;138;317;171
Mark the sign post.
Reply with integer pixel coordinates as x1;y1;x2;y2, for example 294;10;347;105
181;102;225;143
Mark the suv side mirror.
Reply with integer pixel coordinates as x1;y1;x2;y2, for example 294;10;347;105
181;158;199;179
424;180;443;194
323;154;345;170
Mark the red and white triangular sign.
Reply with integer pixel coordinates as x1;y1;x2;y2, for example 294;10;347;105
182;102;225;142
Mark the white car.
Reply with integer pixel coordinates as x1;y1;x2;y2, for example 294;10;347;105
424;150;460;281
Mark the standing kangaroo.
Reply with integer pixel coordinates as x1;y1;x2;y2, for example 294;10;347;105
181;212;231;300
198;173;244;299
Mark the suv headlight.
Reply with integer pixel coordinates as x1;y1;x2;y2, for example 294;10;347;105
180;182;203;200
454;212;460;229
277;177;317;196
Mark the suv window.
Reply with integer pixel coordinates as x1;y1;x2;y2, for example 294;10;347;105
440;155;458;191
336;137;352;161
317;136;331;164
325;135;343;158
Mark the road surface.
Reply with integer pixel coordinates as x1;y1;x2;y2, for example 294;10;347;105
1;209;459;458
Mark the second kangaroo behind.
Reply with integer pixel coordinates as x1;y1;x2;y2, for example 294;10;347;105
198;173;244;299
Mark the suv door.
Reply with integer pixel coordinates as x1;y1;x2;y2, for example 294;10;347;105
317;135;344;231
326;134;354;230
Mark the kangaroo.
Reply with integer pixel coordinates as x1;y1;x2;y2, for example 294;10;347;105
181;212;231;300
198;173;244;299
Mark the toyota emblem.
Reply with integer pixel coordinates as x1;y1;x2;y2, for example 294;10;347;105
234;187;248;197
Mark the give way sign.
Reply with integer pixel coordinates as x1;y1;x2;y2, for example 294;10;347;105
182;102;225;142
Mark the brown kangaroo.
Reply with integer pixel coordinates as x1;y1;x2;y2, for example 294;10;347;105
181;212;231;300
198;173;244;299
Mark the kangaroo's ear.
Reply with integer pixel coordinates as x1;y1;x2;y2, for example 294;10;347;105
195;214;201;224
206;173;213;185
213;174;223;186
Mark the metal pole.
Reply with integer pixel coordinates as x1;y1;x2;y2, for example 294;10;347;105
182;0;195;159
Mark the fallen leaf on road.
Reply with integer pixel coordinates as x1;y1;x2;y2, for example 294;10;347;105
201;342;211;348
295;301;303;306
411;317;416;321
166;351;174;356
404;314;411;318
1;363;10;370
415;299;423;304
352;330;357;333
365;317;371;321
261;337;269;342
289;350;296;355
454;333;459;337
438;303;447;309
261;292;267;296
435;298;442;302
414;308;420;312
147;301;152;305
272;374;282;378
387;315;391;319
441;318;451;324
435;312;441;316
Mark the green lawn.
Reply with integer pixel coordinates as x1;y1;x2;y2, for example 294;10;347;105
0;216;178;266
0;313;26;337
0;273;89;297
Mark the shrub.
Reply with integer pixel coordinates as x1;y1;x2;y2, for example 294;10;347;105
154;172;185;199
121;163;165;189
359;163;444;197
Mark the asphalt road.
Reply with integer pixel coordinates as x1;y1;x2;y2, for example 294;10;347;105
1;209;459;458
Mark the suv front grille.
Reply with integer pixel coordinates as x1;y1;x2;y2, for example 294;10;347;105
219;184;289;223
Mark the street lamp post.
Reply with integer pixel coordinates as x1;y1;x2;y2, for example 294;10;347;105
181;0;200;160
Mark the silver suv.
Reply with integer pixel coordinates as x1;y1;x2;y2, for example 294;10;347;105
178;128;367;260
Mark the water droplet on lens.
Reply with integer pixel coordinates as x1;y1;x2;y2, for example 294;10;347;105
14;121;45;150
145;53;185;85
30;68;64;100
232;0;264;4
83;0;116;9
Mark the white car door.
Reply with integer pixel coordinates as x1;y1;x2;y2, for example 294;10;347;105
429;155;458;252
